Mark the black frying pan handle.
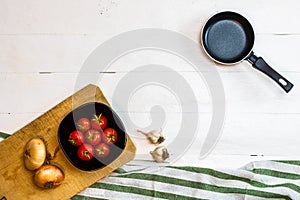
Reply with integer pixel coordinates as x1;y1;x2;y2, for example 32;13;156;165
247;52;293;93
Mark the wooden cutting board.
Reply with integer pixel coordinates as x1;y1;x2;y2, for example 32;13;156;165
0;84;136;200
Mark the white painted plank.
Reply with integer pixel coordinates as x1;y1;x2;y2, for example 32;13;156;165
0;0;299;35
176;155;299;169
0;73;76;114
0;72;299;114
215;113;300;156
0;35;100;73
0;36;210;73
0;0;216;35
0;34;299;73
220;71;299;113
0;72;210;113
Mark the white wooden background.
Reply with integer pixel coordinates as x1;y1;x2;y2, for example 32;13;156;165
0;0;299;169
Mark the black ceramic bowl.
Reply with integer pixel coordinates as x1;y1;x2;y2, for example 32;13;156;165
58;102;127;171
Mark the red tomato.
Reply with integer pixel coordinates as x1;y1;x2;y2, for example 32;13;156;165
77;144;94;161
68;130;84;146
85;130;101;145
103;128;118;144
91;114;107;130
95;143;110;158
77;118;91;132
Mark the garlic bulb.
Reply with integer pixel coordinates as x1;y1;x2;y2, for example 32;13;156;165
150;146;169;163
137;129;165;144
24;137;47;170
34;164;64;189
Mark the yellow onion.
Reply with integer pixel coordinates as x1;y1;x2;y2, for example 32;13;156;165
24;137;47;170
34;164;64;189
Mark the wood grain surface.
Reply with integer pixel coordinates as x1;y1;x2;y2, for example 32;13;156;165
0;84;136;200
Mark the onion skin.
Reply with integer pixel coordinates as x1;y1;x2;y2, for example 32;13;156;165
24;137;47;171
34;165;64;189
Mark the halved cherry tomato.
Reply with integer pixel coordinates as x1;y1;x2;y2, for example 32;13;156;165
77;144;94;161
102;128;118;144
85;130;101;145
95;143;110;158
91;114;107;130
68;130;84;146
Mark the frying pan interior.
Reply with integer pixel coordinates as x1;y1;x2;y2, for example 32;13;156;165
202;12;255;64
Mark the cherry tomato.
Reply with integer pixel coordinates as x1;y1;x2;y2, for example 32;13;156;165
68;130;84;146
77;118;91;132
77;144;94;161
102;128;118;144
85;130;102;145
91;114;107;130
95;143;110;158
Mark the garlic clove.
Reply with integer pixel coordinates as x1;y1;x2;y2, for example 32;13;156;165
150;146;169;163
137;129;165;144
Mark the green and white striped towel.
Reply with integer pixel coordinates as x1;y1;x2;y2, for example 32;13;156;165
72;160;300;200
1;132;299;199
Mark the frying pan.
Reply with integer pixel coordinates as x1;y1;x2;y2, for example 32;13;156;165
201;11;293;93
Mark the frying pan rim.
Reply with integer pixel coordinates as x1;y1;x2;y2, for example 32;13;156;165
200;11;255;65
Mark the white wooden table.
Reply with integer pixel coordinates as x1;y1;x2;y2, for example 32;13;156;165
0;0;299;169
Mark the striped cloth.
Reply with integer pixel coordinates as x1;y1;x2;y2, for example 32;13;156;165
1;132;299;199
73;160;300;200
